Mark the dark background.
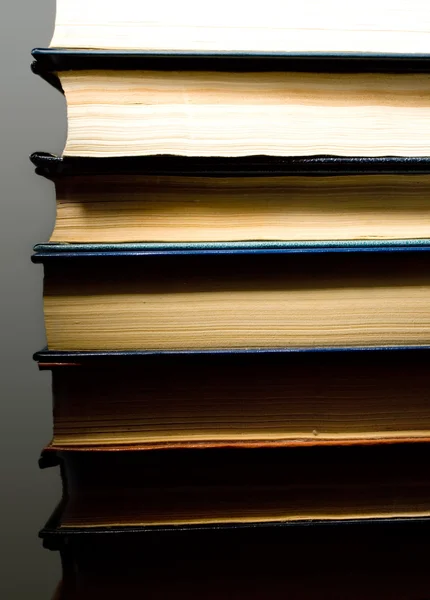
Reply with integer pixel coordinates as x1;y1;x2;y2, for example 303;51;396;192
0;0;63;596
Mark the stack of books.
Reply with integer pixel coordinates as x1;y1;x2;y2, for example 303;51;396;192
32;1;430;597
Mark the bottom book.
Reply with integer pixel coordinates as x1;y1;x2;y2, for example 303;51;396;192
42;445;430;598
46;522;430;599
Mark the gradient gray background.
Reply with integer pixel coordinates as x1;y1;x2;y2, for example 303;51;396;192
0;0;64;596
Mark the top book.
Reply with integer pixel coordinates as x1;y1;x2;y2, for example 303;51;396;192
51;0;430;54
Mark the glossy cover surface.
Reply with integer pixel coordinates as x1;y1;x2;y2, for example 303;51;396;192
30;152;430;177
32;48;430;73
34;345;430;364
32;240;430;262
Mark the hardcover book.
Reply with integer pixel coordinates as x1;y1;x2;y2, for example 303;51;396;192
35;171;430;244
31;5;430;594
43;516;430;599
31;56;430;159
41;444;430;529
34;248;430;352
36;349;430;449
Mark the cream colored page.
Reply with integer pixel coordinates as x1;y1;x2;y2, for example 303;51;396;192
61;71;430;157
52;175;430;243
51;0;430;53
44;285;430;350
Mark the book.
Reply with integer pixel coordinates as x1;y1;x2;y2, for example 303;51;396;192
43;173;430;244
33;2;430;596
39;350;430;448
50;0;430;54
36;68;430;158
42;519;430;599
34;249;430;351
41;444;430;528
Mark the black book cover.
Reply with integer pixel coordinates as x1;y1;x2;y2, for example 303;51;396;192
30;152;430;178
